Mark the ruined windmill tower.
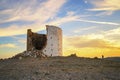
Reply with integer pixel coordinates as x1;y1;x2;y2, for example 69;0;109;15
27;25;62;56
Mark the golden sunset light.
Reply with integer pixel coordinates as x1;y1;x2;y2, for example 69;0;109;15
0;0;120;58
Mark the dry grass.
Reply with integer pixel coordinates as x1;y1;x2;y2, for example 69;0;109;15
0;57;120;80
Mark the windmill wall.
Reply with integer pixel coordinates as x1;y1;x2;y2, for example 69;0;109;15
27;25;62;56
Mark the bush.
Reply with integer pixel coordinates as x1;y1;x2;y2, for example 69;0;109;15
94;57;99;59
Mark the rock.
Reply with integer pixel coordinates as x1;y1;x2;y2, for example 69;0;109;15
12;49;47;59
19;57;22;60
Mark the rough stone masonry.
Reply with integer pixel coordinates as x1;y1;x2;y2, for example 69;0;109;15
27;25;62;56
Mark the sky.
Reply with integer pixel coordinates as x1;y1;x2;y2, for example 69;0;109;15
0;0;120;59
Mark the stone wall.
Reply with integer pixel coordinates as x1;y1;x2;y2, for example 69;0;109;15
43;25;62;56
27;29;47;51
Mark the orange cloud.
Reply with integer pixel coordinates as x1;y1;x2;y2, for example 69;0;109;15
88;0;120;11
63;35;120;57
64;36;120;49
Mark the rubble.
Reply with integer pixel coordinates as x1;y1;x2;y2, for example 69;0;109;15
12;48;47;59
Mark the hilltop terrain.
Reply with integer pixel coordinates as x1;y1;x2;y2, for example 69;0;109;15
0;56;120;80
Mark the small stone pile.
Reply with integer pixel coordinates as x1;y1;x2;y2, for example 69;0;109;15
12;49;47;59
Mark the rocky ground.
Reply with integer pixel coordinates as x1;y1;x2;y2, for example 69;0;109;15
0;56;120;80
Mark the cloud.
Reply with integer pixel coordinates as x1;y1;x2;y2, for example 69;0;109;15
84;0;88;4
47;14;80;26
0;0;36;23
88;0;120;11
85;27;120;42
0;43;17;48
63;26;120;57
78;27;120;42
63;27;120;50
102;27;120;47
0;0;67;24
75;19;120;25
64;35;120;49
73;26;96;33
0;14;81;37
0;14;119;37
64;36;106;48
88;0;120;15
12;36;26;44
0;0;69;37
95;11;113;16
0;0;119;37
0;23;46;37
